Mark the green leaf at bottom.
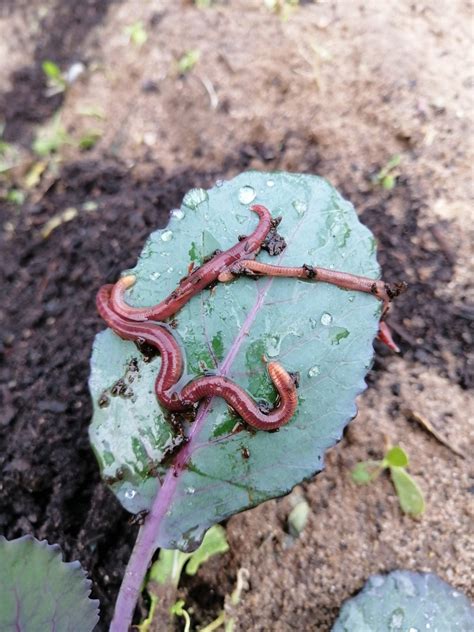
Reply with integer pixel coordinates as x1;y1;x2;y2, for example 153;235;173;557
0;536;99;632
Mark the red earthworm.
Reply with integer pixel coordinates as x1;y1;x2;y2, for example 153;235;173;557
179;363;298;430
97;285;298;428
227;260;407;311
227;260;405;352
96;285;185;411
110;204;274;322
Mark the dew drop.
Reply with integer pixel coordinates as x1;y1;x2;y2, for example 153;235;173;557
183;187;208;209
292;200;307;216
308;365;320;378
266;335;281;357
161;230;173;242
238;185;256;205
408;628;419;632
186;486;195;495
171;208;185;220
389;608;405;630
267;179;275;187
320;312;333;326
371;575;385;587
124;489;137;500
149;271;161;281
166;266;174;273
215;179;224;187
348;295;355;302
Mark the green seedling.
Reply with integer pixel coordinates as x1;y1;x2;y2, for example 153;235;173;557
32;114;72;157
138;525;229;631
42;60;67;96
352;445;425;517
124;21;148;47
264;0;299;19
78;131;102;151
374;154;402;190
177;49;201;75
5;188;25;205
0;125;20;175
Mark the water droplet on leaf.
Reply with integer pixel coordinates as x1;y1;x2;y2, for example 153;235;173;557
183;187;208;209
161;230;173;242
389;608;405;629
171;208;185;220
267;179;275;187
292;200;307;216
308;365;320;378
320;312;333;326
238;185;256;205
149;271;161;281
124;489;137;499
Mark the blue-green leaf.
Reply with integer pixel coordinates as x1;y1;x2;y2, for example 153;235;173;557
332;570;474;631
89;171;382;549
0;536;99;631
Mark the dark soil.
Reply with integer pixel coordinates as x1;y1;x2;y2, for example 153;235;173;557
1;1;472;630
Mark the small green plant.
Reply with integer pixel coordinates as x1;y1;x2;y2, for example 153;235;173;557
352;445;425;517
78;130;102;151
32;114;71;157
124;21;148;47
374;154;402;190
264;0;299;19
177;49;201;74
138;525;229;631
42;60;67;95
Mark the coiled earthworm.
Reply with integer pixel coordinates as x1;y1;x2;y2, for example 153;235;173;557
110;204;274;322
97;284;298;429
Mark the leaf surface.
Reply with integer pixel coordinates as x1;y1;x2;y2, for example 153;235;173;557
0;536;99;631
332;570;474;631
89;172;382;549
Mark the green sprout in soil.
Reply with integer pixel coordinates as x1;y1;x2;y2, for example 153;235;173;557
352;444;425;517
32;114;72;157
42;60;67;96
373;154;402;190
124;21;148;47
138;525;229;632
264;0;299;20
177;49;201;75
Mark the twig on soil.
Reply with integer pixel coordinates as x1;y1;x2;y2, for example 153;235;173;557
404;409;466;459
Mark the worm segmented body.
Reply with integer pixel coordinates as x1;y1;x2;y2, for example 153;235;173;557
110;205;273;322
97;205;298;430
97;203;404;431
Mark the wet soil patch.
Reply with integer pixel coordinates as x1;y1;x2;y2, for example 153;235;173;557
0;159;216;627
1;152;471;628
0;0;118;145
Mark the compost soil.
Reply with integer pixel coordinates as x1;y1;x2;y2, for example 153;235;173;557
1;1;472;630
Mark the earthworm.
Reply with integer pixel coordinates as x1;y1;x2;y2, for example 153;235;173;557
110;204;274;322
97;285;298;429
229;260;405;351
227;260;407;311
